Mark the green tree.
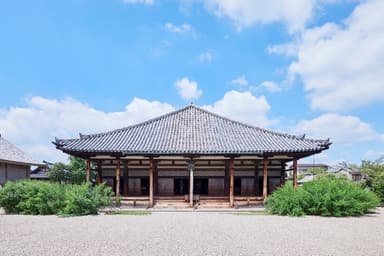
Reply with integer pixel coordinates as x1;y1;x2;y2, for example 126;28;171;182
48;157;96;184
48;162;69;183
361;158;384;203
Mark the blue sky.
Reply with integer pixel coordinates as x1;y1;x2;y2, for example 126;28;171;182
0;0;383;164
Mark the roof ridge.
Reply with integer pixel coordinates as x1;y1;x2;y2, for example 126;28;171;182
57;104;330;145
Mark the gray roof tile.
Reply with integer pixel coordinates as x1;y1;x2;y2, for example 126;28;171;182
0;135;43;166
54;105;331;156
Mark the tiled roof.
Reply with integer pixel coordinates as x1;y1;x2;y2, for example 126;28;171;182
54;105;331;156
0;135;43;166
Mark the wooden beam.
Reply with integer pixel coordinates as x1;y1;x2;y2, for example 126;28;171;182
148;158;154;208
293;159;298;190
86;159;91;183
280;161;285;186
263;157;268;202
189;160;194;207
115;158;121;196
229;158;234;207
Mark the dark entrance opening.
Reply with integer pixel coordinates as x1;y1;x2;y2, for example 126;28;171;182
141;177;149;195
174;178;189;195
258;177;263;196
234;178;241;196
194;178;208;195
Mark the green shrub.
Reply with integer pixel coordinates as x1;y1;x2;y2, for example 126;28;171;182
266;176;380;217
303;175;380;216
60;183;113;216
0;180;29;214
16;181;65;215
266;181;310;216
0;180;113;216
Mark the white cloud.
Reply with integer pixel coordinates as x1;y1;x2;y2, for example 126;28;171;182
203;90;275;127
201;0;319;33
175;77;203;101
0;91;278;163
231;75;248;86
267;42;298;57
122;0;154;4
294;113;383;145
286;0;384;112
259;81;282;93
0;97;174;162
164;22;192;33
198;51;213;62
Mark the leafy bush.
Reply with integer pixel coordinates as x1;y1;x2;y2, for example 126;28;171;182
266;175;380;217
60;183;113;216
16;181;65;215
361;160;384;204
0;180;113;216
265;182;309;216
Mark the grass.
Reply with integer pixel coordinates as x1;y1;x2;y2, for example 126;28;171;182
105;210;151;216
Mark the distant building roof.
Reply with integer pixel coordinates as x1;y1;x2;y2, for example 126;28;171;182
328;166;361;175
54;105;331;157
297;163;329;168
0;135;44;166
298;173;315;184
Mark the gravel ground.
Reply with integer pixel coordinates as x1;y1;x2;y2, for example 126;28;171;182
0;208;383;256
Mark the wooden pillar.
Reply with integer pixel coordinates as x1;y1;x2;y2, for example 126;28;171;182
293;159;298;190
115;158;121;196
154;161;158;197
123;162;129;196
229;158;234;207
263;157;268;202
280;161;285;186
189;160;194;207
96;161;102;185
86;159;91;183
254;161;259;196
149;158;154;208
224;160;229;195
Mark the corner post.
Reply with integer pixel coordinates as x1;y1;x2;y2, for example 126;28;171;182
149;157;154;208
115;158;121;196
229;158;234;207
86;158;91;183
263;157;268;202
293;158;298;190
188;159;195;207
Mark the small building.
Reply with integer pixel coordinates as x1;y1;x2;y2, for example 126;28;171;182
30;160;53;180
54;105;331;207
0;135;44;185
287;163;329;177
328;166;364;181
